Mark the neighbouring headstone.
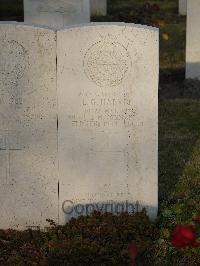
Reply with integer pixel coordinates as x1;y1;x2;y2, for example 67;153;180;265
186;0;200;79
179;0;187;15
91;0;107;16
57;23;159;223
24;0;90;29
0;23;58;230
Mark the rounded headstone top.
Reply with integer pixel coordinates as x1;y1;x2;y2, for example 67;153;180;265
58;22;159;32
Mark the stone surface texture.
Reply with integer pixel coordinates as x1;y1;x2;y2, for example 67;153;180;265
0;22;159;229
186;0;200;79
24;0;90;29
57;23;159;223
0;23;58;230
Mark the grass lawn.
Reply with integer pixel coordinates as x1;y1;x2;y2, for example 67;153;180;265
159;100;200;201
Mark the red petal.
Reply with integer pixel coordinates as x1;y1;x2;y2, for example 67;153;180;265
171;225;198;247
171;237;186;248
179;226;196;241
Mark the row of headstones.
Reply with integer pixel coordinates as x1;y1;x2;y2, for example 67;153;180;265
0;20;158;230
24;0;200;80
24;0;107;29
179;0;200;79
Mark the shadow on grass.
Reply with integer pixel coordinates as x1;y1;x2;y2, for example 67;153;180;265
159;99;200;203
159;66;200;99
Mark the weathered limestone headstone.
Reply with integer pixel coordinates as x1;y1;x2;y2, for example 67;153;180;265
0;22;158;229
0;23;58;229
57;23;159;223
91;0;107;16
24;0;90;29
179;0;187;15
186;0;200;79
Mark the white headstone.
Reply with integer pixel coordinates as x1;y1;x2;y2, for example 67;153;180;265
186;0;200;79
91;0;107;16
24;0;90;29
0;23;58;230
179;0;187;15
57;23;158;222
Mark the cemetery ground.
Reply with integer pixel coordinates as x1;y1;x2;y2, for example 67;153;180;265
0;0;200;265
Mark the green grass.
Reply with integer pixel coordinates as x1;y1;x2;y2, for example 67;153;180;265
159;100;200;202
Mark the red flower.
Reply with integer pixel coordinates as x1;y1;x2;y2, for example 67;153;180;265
128;241;138;265
195;214;200;224
171;225;200;248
